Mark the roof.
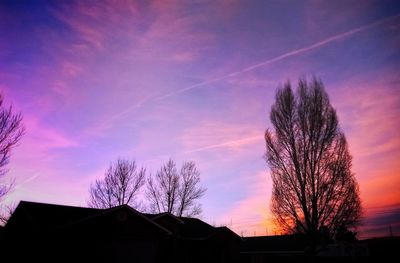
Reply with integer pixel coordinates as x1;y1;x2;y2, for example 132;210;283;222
142;212;223;239
5;201;239;241
62;204;172;235
151;212;184;224
213;226;242;240
5;201;101;232
178;217;216;238
5;201;171;235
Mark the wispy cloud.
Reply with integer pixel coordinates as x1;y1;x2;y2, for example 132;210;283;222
23;116;79;150
156;13;400;99
17;173;40;186
360;204;400;238
183;136;260;154
330;75;400;211
180;122;263;155
3;0;400;239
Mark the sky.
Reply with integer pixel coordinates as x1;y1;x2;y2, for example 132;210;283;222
0;0;399;239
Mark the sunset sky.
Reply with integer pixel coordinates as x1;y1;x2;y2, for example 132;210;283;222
1;0;399;239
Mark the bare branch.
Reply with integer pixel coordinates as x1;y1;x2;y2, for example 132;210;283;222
265;78;362;245
0;94;25;202
177;161;206;217
0;202;16;225
88;158;146;209
146;159;206;217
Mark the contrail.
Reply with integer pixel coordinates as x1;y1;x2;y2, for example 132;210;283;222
156;13;400;100
183;135;260;154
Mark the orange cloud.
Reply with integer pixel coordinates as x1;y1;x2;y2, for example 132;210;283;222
360;171;400;209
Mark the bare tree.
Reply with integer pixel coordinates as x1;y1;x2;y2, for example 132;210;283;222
0;94;25;203
146;159;206;217
177;161;205;217
0;203;16;225
88;159;146;209
264;78;361;244
147;159;179;214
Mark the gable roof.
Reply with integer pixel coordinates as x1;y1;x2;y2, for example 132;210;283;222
178;217;216;238
5;201;240;242
63;204;172;235
150;212;184;224
5;201;101;232
212;226;242;240
5;201;171;235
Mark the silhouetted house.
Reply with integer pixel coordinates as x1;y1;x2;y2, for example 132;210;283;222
240;234;308;261
316;242;369;257
1;201;241;262
359;237;399;257
241;234;371;260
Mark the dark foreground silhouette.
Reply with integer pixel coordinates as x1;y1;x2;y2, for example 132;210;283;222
0;201;241;262
0;201;396;262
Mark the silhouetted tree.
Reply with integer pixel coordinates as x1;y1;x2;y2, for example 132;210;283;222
146;159;206;217
264;78;361;246
88;159;146;209
0;94;24;203
0;203;15;225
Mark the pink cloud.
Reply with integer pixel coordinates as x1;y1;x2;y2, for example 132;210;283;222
51;81;80;106
0;115;78;198
61;62;83;78
155;13;400;99
129;1;217;63
1;114;79;193
171;51;198;62
329;75;400;236
50;0;217;65
332;76;400;176
51;1;140;50
23;115;78;149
